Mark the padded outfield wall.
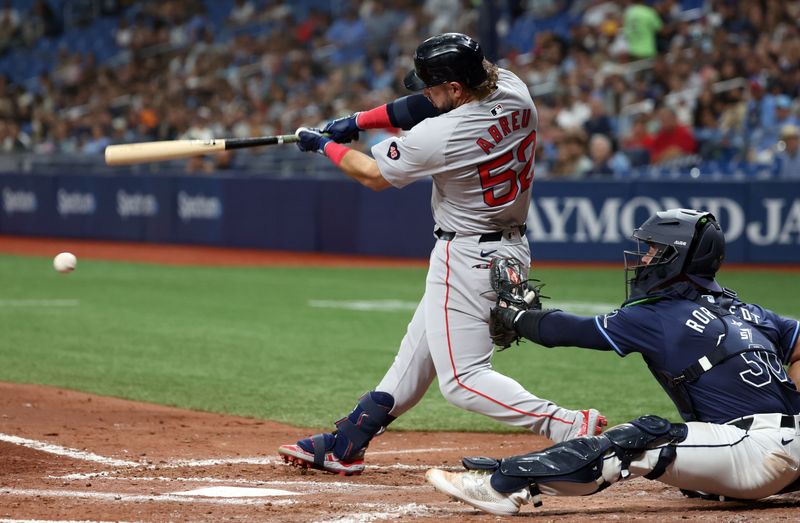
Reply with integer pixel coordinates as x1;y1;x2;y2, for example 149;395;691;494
0;172;798;263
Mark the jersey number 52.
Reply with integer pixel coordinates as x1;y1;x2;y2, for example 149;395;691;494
478;130;536;207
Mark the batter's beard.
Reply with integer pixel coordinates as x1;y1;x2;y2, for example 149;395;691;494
437;100;454;113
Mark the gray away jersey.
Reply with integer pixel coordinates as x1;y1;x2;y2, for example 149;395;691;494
372;69;538;234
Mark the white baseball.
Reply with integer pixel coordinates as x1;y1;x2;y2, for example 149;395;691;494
53;252;77;273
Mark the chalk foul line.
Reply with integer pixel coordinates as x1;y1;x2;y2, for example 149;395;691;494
0;433;139;467
0;488;297;506
4;432;465;475
49;473;437;491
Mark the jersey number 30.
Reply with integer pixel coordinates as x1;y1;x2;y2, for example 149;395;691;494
478;130;536;207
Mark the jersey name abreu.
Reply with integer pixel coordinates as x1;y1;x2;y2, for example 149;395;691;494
476;109;532;155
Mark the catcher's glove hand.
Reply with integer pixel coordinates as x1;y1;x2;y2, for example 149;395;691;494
488;256;547;350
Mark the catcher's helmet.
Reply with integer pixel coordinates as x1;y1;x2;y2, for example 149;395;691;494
403;33;488;91
625;209;726;299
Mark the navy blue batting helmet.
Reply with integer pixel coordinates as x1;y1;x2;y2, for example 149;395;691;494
403;33;488;91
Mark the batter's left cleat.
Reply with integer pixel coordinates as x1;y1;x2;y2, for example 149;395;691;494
278;433;365;476
426;468;531;515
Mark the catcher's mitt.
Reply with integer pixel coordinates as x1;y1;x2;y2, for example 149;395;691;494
488;257;546;350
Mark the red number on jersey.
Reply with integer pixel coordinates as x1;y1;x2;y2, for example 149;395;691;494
478;130;537;207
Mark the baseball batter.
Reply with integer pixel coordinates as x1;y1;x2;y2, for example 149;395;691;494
427;209;800;515
278;33;605;476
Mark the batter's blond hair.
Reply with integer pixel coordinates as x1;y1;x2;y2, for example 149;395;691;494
472;60;499;99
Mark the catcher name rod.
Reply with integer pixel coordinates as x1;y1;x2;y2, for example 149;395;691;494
104;134;299;166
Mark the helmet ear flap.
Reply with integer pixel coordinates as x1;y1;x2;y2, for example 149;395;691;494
685;217;725;278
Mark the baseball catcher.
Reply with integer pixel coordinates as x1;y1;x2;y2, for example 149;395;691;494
427;209;800;515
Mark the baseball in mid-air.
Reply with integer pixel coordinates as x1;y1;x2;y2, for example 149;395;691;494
53;252;77;273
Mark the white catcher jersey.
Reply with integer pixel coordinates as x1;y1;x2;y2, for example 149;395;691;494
372;69;538;234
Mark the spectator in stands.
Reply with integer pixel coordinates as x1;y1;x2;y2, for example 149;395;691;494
757;95;800;154
114;16;133;48
423;0;462;36
0;0;20;55
599;69;631;116
550;130;592;179
580;0;622;29
366;55;394;92
0;0;798;181
719;87;747;133
227;0;255;27
646;106;696;164
585;133;615;177
695;107;725;160
21;0;60;46
0;120;29;151
744;78;768;131
622;0;663;60
715;86;747;160
0;74;14;119
362;2;405;56
533;102;564;169
620;114;653;166
82;123;112;155
583;96;614;139
50;121;79;154
774;124;800;179
557;85;593;130
323;5;367;71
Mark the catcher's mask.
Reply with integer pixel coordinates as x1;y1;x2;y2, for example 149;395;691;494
403;33;488;91
624;209;725;300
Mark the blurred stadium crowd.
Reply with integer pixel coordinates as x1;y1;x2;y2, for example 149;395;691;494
0;0;798;178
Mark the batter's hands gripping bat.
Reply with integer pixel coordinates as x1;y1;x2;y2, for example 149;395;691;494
104;134;299;166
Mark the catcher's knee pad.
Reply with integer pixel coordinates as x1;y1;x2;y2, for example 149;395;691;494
333;391;395;461
604;414;687;479
491;415;687;493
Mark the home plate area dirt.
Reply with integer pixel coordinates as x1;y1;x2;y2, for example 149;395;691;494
0;383;798;522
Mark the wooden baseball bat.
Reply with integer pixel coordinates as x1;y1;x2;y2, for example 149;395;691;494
104;134;299;166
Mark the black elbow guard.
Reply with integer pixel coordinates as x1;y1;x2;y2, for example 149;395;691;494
515;309;560;346
386;94;439;130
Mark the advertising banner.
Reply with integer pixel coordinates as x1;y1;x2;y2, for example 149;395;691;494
1;173;797;263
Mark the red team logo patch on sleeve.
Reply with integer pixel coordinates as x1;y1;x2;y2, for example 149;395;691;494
387;142;400;160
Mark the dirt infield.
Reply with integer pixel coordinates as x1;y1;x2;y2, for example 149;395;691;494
1;236;800;521
2;382;799;522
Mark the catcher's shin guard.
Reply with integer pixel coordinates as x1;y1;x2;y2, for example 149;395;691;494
333;391;395;461
479;415;688;497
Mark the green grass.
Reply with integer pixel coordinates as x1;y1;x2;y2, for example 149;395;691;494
0;254;797;432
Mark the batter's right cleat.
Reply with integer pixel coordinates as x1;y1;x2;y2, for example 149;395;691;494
278;433;365;476
426;468;531;515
